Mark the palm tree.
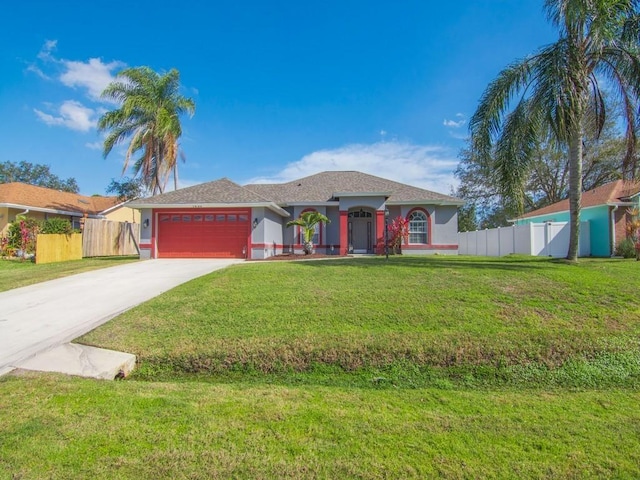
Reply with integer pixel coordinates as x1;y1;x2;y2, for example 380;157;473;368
286;211;331;254
98;67;195;195
470;0;640;261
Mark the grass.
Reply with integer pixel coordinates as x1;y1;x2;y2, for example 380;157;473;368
2;255;640;478
1;372;639;479
79;255;640;387
0;255;139;292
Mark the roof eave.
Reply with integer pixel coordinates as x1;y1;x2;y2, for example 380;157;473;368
386;199;465;206
127;202;290;217
0;202;90;217
333;191;392;198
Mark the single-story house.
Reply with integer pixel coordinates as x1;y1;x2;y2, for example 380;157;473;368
513;179;640;256
128;170;464;259
0;182;140;236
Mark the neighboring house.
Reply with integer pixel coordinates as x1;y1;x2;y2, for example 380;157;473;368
0;182;140;235
128;170;463;259
513;179;640;256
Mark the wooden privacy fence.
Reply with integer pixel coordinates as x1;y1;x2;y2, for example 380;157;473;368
36;233;83;264
458;222;591;258
82;218;140;257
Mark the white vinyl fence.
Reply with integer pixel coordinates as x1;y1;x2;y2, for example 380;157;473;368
458;222;591;258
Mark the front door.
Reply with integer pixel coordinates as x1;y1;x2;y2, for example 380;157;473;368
348;209;373;253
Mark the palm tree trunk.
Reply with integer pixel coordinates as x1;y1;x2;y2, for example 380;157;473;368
566;125;583;261
173;163;178;191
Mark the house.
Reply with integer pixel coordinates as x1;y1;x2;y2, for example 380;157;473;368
128;170;463;259
513;179;640;256
0;182;140;235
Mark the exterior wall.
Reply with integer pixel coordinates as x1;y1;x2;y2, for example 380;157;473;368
432;205;459;245
286;205;335;255
397;204;458;254
103;206;140;224
138;209;154;259
0;208;81;235
0;207;8;235
251;207;285;259
516;205;611;257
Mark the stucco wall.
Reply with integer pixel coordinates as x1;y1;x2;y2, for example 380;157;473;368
251;207;285;259
432;205;458;245
103;206;140;224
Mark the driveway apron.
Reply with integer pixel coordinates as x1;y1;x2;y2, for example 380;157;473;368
0;259;241;375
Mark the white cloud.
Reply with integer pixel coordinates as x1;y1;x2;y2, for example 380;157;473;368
443;113;467;128
246;141;459;194
60;58;124;101
85;141;103;150
34;100;97;131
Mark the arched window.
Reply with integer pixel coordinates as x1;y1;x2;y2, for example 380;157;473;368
408;210;428;244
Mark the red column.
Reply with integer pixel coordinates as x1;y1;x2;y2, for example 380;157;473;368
339;210;348;255
376;210;385;255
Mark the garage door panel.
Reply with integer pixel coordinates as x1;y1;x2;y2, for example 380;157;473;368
157;210;249;258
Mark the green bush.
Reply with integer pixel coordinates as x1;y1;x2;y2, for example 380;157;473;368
615;237;636;258
41;217;73;235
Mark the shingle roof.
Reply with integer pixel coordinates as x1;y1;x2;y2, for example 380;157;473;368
517;179;640;220
245;171;462;204
0;182;120;216
129;178;274;205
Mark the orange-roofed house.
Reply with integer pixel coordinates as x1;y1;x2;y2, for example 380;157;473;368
513;180;640;256
0;182;140;235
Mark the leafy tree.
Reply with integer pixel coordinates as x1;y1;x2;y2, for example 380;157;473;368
456;115;625;229
470;0;640;261
456;203;478;232
98;67;195;195
286;211;331;254
0;161;79;193
106;177;146;202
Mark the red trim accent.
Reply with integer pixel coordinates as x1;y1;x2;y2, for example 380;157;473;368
405;207;432;246
376;210;385;254
339;210;348;255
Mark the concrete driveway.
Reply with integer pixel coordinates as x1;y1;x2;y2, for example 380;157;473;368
0;259;241;376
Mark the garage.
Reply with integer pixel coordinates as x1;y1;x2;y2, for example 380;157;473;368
156;209;250;258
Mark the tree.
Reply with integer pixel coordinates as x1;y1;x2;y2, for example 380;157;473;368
98;67;195;195
0;160;79;193
286;211;331;254
456;113;626;228
470;0;640;261
106;177;146;202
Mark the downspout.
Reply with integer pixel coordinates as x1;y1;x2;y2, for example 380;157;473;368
18;209;30;216
610;205;618;257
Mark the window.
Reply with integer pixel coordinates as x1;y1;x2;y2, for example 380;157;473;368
408;210;428;244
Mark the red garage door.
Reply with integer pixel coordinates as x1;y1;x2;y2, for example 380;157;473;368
157;210;250;258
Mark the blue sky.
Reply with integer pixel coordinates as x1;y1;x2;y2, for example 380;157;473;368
1;1;555;196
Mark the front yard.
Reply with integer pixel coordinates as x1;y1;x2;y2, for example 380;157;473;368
1;255;639;478
0;256;139;292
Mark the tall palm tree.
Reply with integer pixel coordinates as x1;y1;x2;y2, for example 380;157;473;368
286;211;331;254
98;67;195;195
470;0;640;261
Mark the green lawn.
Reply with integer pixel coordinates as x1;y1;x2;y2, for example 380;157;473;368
80;255;640;387
0;256;139;292
2;255;640;478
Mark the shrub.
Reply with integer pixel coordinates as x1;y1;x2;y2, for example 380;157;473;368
7;217;40;254
615;238;636;258
41;217;73;235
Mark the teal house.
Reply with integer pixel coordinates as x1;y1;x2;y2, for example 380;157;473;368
513;180;640;257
